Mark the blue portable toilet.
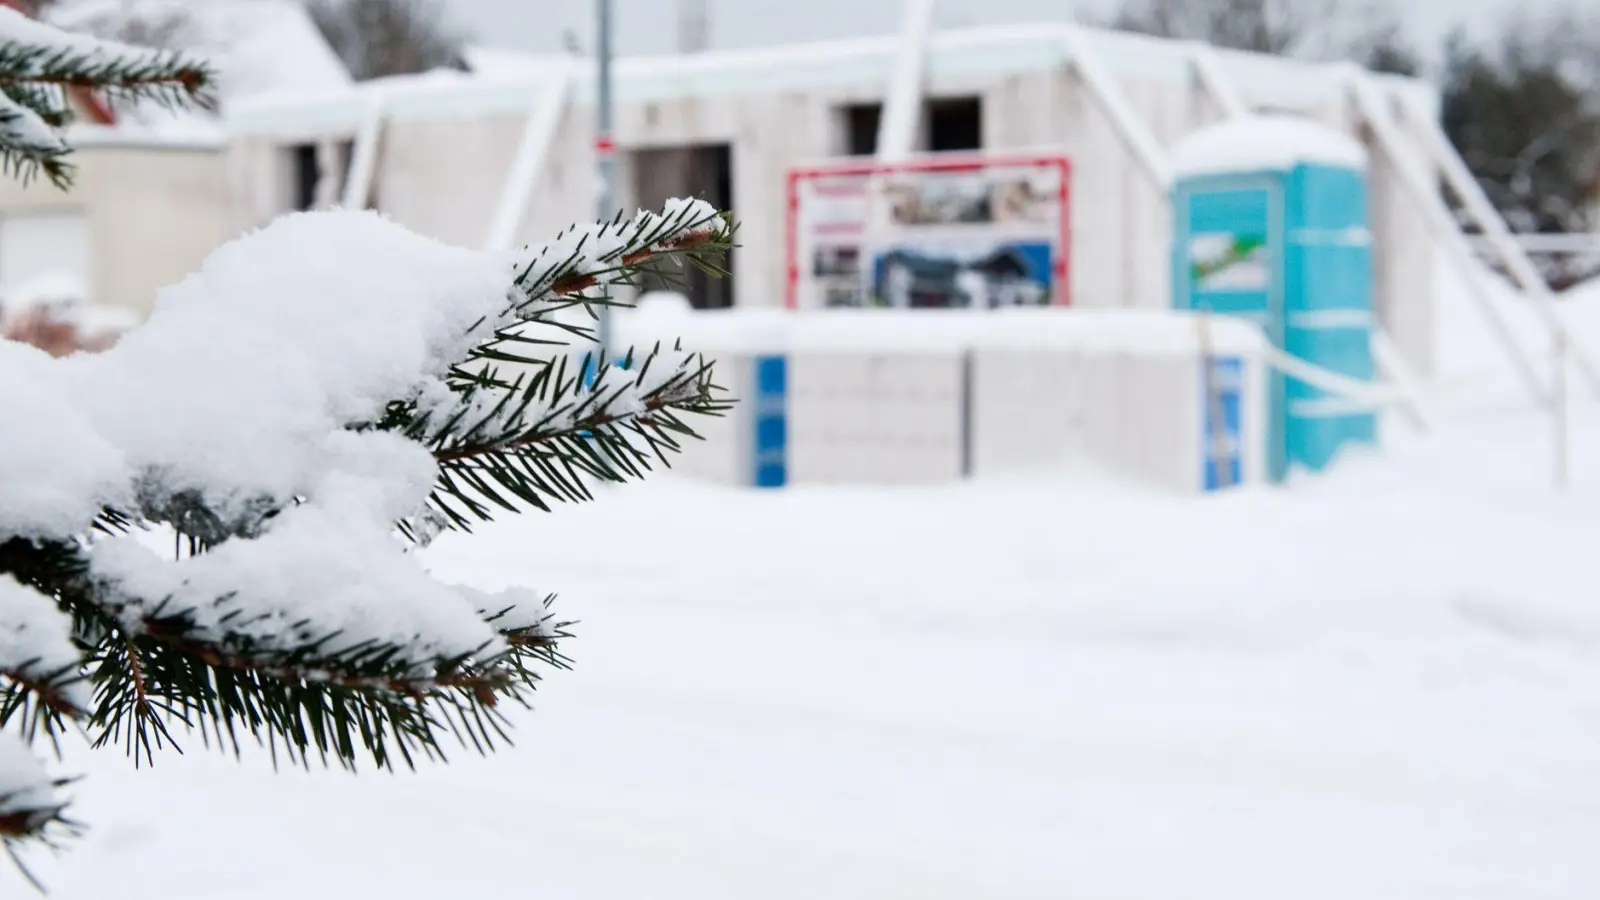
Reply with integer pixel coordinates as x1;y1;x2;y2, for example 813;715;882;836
1171;115;1377;483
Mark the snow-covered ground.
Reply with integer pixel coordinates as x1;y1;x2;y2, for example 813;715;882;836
19;391;1600;899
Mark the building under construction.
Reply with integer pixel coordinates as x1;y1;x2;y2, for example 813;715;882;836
221;20;1464;377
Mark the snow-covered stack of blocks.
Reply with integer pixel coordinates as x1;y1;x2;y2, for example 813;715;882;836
611;308;1271;494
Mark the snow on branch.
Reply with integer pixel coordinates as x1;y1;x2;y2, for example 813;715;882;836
0;88;65;183
461;197;728;360
0;576;83;873
0;575;88;716
0;732;75;864
0;200;731;781
0;5;209;98
511;196;727;299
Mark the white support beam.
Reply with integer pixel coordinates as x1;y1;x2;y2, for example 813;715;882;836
1188;42;1248;120
1257;342;1411;411
1395;86;1600;398
1472;234;1600;255
484;63;575;252
876;0;936;162
1061;27;1172;191
1344;70;1552;408
341;91;385;210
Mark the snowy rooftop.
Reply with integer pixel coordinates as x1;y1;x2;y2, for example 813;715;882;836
45;0;349;137
226;22;1436;137
459;44;566;81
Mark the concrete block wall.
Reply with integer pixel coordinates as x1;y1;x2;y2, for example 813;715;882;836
787;352;966;484
661;344;1265;495
969;348;1085;475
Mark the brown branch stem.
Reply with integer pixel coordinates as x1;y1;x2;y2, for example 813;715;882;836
541;229;719;297
136;620;555;708
0;671;81;718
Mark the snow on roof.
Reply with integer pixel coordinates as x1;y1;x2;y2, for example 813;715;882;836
460;45;570;81
1172;114;1368;179
227;22;1437;137
45;0;349;131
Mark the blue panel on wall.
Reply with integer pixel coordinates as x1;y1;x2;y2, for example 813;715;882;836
1201;356;1244;491
751;355;787;488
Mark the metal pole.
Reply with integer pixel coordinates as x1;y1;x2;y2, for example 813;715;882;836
595;0;617;361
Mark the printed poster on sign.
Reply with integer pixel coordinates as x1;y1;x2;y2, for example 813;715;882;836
793;157;1068;309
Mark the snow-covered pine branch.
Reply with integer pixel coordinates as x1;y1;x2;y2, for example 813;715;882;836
0;574;85;883
405;341;727;527
0;5;212;186
394;196;734;529
0;199;733;868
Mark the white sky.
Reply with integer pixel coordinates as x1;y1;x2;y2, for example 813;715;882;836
447;0;1584;60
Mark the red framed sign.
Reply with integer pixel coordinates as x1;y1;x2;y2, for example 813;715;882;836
784;151;1072;310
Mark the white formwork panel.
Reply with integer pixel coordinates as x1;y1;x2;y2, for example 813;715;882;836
665;351;750;486
787;352;964;484
1076;351;1122;475
1137;354;1188;488
872;354;965;483
784;352;861;484
1108;351;1268;493
969;348;1087;476
1121;353;1153;482
1038;349;1259;494
1143;355;1207;493
1115;352;1148;481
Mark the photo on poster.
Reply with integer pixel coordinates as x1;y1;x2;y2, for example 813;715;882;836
864;240;1053;308
811;245;865;307
811;245;860;277
1188;232;1269;292
882;171;1062;229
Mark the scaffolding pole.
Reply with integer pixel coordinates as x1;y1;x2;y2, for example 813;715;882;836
341;91;385;210
484;63;574;252
1395;86;1600;399
1345;71;1551;408
595;0;617;356
1061;27;1172;191
876;0;936;162
1187;42;1248;119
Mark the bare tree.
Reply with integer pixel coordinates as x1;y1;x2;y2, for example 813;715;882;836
1107;0;1401;62
304;0;468;81
1442;8;1600;289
